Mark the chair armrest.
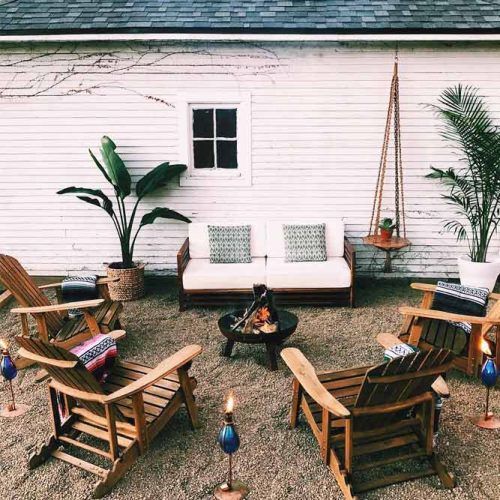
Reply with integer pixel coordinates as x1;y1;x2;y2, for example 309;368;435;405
38;277;118;290
399;306;500;325
49;379;107;404
344;236;356;269
11;298;104;314
105;344;202;403
281;348;350;418
177;238;190;276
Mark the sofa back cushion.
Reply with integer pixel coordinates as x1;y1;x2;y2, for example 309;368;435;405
189;222;266;259
266;219;344;258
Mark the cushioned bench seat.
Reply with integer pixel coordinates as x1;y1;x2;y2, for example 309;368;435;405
182;258;267;290
266;257;351;289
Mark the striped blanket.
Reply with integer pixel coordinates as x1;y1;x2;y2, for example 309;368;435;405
70;333;117;384
61;275;98;318
58;333;117;421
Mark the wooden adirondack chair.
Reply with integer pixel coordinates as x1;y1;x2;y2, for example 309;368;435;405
396;283;500;376
0;254;124;368
281;347;455;499
16;335;202;499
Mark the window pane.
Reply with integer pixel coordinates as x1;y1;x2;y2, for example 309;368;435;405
216;108;237;138
193;140;214;168
193;109;214;138
217;140;237;169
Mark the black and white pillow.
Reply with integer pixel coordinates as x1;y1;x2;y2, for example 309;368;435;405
208;225;252;264
283;223;327;262
432;281;489;317
422;281;490;355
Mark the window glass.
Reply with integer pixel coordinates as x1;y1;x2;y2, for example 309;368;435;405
193;109;214;138
193;140;214;168
216;109;237;138
217;140;238;169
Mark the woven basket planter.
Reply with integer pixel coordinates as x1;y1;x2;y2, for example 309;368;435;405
107;262;145;301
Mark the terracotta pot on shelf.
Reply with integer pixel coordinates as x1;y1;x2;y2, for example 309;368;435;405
106;262;145;301
379;228;394;242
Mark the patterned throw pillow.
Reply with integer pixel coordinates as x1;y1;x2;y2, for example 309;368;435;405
283;223;327;262
208;225;252;264
422;281;490;355
432;281;489;317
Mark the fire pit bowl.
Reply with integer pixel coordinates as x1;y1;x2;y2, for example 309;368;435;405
218;309;298;371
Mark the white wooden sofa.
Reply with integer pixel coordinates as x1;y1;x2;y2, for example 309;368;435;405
177;220;356;310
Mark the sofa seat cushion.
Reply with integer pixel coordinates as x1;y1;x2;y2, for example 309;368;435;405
266;257;351;289
183;258;266;290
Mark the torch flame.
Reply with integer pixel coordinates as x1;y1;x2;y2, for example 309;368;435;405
225;391;235;414
0;339;7;350
480;338;492;356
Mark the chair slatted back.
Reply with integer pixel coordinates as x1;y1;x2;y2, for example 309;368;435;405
356;348;453;409
0;254;64;335
420;319;468;355
15;336;126;422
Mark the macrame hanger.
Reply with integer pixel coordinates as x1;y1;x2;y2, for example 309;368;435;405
364;46;409;271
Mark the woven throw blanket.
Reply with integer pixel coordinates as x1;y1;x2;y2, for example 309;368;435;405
58;333;118;421
61;275;98;318
70;333;117;384
383;342;419;362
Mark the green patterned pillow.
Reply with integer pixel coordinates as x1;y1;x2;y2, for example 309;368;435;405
208;225;252;263
283;223;327;262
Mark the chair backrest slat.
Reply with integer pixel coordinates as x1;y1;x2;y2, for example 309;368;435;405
356;348;452;409
16;336;126;421
0;255;64;335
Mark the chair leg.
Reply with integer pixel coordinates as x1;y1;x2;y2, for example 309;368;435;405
93;445;140;499
290;378;302;429
178;368;200;429
430;453;456;489
28;435;59;469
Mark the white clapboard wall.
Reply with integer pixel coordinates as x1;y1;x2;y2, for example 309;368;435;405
0;41;498;276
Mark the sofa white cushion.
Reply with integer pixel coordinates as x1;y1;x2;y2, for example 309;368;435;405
266;257;351;289
189;222;266;259
266;219;344;258
183;258;266;290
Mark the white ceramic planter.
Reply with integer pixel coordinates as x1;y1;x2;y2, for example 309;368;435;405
457;256;500;291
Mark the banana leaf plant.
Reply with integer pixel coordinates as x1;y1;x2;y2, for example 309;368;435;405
58;136;190;268
427;85;500;262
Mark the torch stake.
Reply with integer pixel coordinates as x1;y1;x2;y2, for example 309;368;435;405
228;453;233;489
9;379;16;411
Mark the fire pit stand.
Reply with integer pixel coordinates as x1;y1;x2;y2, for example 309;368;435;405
218;309;298;371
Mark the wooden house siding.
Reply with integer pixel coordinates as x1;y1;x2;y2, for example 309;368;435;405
0;41;498;276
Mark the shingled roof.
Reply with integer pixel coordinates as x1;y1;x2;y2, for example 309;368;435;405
1;0;499;36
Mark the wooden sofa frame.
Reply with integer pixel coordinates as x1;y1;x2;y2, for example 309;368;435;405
177;236;356;310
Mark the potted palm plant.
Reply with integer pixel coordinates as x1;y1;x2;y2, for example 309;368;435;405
427;85;500;291
58;136;190;300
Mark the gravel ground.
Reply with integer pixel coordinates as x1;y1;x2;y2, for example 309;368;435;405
0;278;498;500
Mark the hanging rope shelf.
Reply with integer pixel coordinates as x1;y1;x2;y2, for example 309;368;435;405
363;54;410;271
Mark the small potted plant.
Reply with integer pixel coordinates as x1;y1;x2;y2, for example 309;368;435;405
58;136;190;301
378;218;396;241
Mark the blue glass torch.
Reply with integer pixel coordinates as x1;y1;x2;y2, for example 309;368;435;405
472;339;499;429
214;392;249;499
0;340;30;418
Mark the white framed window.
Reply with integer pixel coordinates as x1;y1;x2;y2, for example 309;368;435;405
178;92;251;187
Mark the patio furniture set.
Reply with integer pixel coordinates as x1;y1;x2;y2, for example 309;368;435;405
1;250;499;499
